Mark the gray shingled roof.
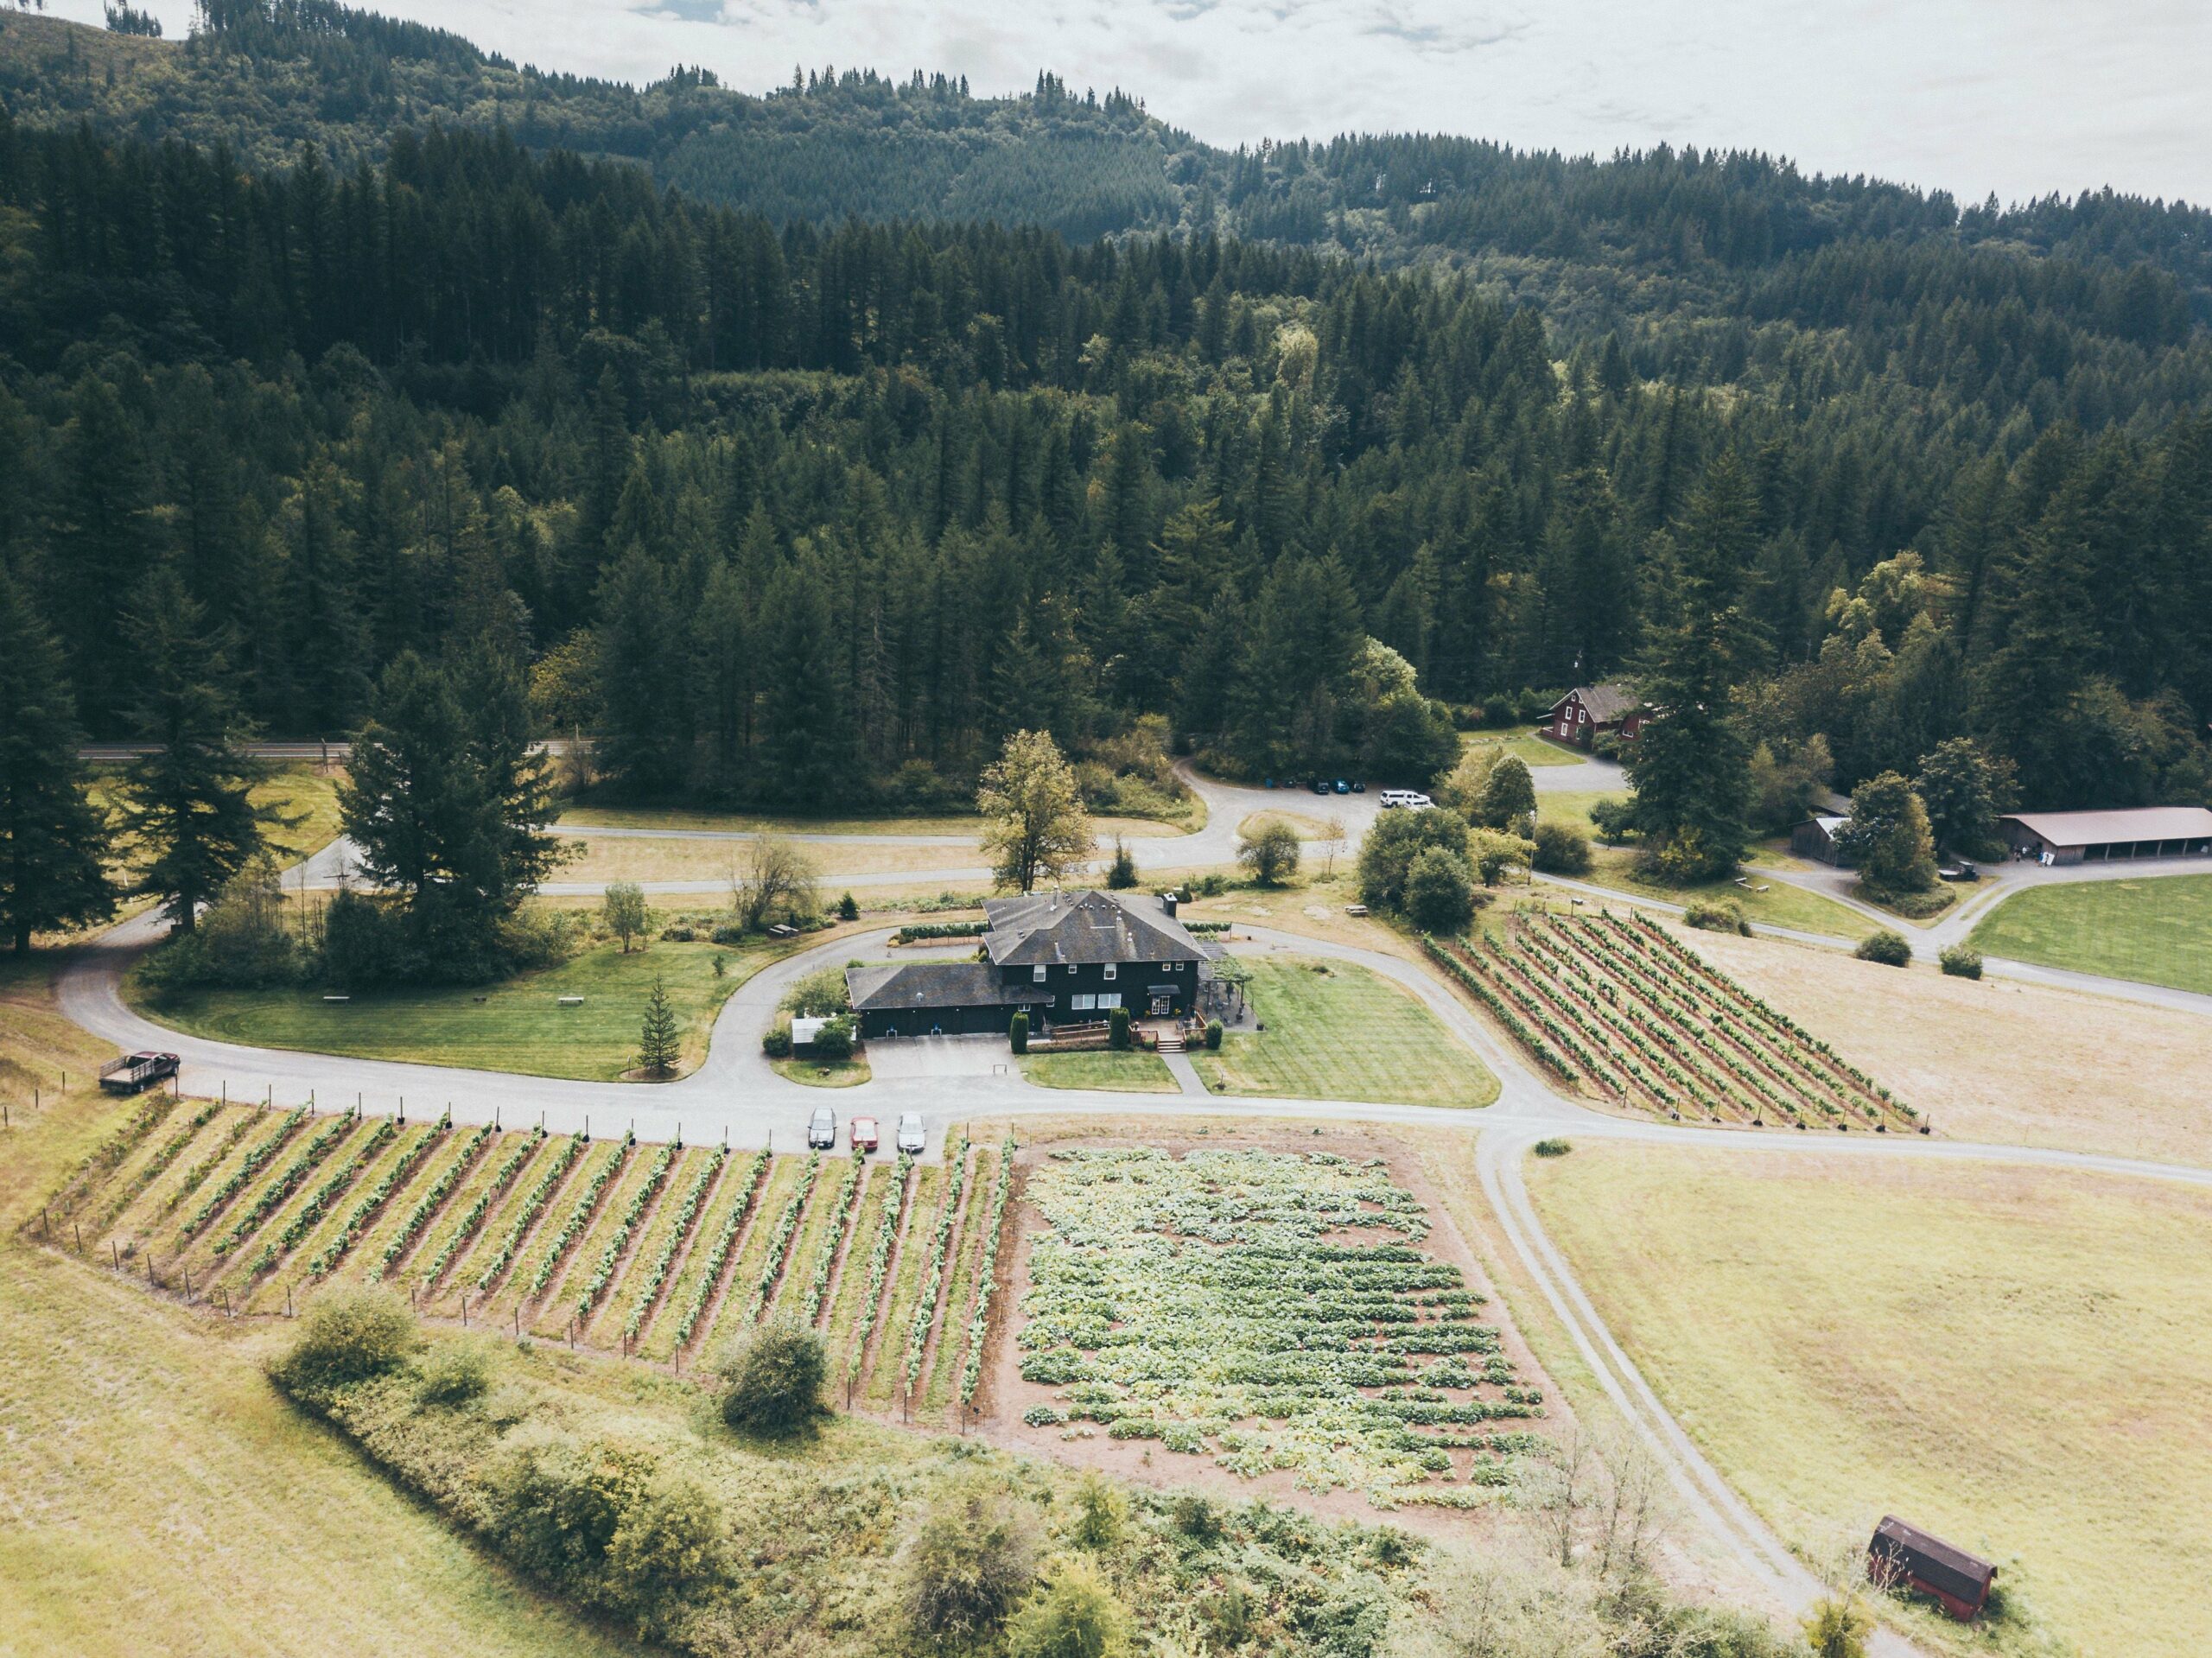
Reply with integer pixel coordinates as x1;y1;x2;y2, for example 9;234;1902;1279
1554;681;1643;724
844;962;1049;1013
982;889;1207;968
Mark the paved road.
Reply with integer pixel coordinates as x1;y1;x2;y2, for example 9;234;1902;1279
57;894;2212;1655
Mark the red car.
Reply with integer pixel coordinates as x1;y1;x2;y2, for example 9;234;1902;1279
850;1115;880;1153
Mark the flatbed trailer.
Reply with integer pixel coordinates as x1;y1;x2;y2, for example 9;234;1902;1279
99;1051;181;1095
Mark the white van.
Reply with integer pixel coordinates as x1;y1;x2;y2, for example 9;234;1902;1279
1379;790;1434;810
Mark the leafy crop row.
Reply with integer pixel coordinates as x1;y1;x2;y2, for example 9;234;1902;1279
738;1152;820;1326
252;1119;398;1275
469;1131;579;1290
98;1102;219;1228
176;1109;303;1248
901;1132;972;1394
525;1139;631;1300
370;1122;491;1280
845;1154;914;1387
160;1112;259;1217
572;1141;676;1325
799;1153;867;1326
308;1125;438;1278
621;1147;727;1345
210;1115;352;1258
417;1130;538;1286
671;1149;771;1350
957;1139;1017;1405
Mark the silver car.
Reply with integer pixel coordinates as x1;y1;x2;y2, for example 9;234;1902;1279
806;1108;837;1151
895;1113;926;1155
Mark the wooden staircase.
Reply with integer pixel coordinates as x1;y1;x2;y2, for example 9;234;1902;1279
1154;1028;1185;1055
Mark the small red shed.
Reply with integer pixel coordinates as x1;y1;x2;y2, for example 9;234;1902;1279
1867;1515;1996;1621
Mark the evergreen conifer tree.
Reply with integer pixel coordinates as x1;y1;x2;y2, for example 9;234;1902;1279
118;572;286;933
0;569;114;952
638;976;680;1077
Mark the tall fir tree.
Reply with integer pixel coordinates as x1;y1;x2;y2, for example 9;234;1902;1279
118;571;285;932
0;568;114;952
1626;452;1764;878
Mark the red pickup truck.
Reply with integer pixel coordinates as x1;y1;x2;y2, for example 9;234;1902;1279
99;1051;181;1095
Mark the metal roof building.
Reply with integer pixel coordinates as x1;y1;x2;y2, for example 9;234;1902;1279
1999;806;2212;865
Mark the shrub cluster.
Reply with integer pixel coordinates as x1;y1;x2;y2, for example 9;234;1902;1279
1939;944;1984;979
1854;930;1912;967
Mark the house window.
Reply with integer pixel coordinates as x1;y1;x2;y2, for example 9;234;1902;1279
1103;963;1117;981
1071;993;1096;1013
1068;962;1079;975
1033;965;1047;983
1096;991;1120;1009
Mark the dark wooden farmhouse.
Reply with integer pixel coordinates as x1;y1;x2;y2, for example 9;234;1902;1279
1999;805;2212;865
1867;1515;1996;1621
1542;682;1649;749
1789;813;1853;866
846;890;1213;1040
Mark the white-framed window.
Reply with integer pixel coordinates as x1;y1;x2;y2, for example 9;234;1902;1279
1096;991;1120;1009
1068;962;1079;975
1103;963;1117;981
1071;993;1096;1012
1033;964;1047;982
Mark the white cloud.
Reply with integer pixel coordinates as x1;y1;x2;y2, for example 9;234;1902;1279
44;0;2212;203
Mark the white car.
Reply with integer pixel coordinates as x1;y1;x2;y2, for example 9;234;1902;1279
895;1113;926;1155
1380;790;1434;811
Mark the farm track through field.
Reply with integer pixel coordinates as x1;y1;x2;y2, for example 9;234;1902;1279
58;858;2212;1658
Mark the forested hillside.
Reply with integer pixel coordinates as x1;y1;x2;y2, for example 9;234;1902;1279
1;4;2209;829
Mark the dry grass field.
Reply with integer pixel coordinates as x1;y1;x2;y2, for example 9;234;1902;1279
1527;1142;2212;1658
0;960;631;1658
1671;923;2212;1166
554;833;985;885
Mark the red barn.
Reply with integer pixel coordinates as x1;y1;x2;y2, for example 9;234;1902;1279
1542;683;1649;750
1868;1515;1996;1621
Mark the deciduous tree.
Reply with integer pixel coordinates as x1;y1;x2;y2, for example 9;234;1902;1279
979;730;1095;893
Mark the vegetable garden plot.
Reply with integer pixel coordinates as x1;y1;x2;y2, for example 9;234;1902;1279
96;1104;257;1250
1016;1148;1547;1502
1433;913;1919;1132
866;1163;944;1408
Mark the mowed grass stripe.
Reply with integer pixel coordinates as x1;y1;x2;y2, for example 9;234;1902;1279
702;1157;807;1350
922;1147;996;1417
866;1163;944;1409
639;1153;762;1362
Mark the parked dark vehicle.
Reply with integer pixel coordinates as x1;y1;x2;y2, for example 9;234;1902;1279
1309;778;1330;795
1332;778;1351;794
1351;780;1366;793
100;1051;180;1095
806;1108;837;1150
1937;861;1980;882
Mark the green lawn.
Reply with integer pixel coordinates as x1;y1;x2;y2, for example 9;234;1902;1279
1536;791;1627;831
1462;727;1580;767
1188;954;1497;1108
772;1056;874;1089
1970;874;2212;996
1018;1050;1179;1093
129;937;791;1082
1563;847;1879;941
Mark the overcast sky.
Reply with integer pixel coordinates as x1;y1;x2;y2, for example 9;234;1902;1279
49;0;2212;206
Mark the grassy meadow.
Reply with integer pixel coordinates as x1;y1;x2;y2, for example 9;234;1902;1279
1969;873;2212;996
1529;1142;2212;1658
1566;846;1880;940
1190;954;1499;1108
0;959;632;1658
127;935;796;1081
